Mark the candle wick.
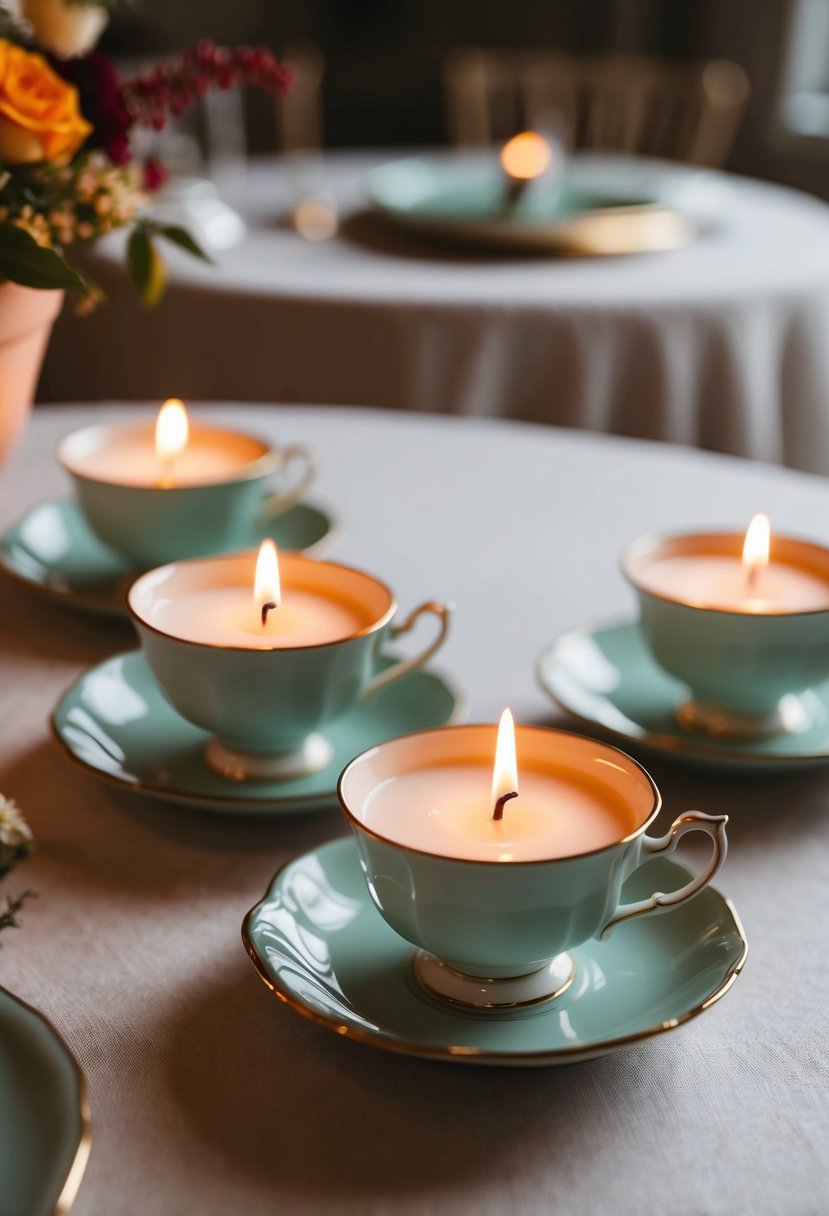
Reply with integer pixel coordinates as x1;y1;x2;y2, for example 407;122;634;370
493;790;518;822
261;600;277;626
504;177;528;210
156;456;175;490
745;564;759;594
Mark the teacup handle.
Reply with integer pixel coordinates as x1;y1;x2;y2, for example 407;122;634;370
600;811;728;939
364;601;452;699
260;444;316;518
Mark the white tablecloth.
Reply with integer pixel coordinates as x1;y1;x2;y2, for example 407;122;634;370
40;151;829;474
2;404;829;1215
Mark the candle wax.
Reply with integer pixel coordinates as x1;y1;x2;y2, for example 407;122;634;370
67;423;266;487
638;555;829;613
361;764;638;862
147;586;371;648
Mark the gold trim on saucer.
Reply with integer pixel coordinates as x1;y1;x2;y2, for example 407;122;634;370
241;860;748;1066
0;984;92;1214
375;201;692;257
49;662;469;812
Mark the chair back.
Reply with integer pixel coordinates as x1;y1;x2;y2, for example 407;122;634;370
444;50;750;167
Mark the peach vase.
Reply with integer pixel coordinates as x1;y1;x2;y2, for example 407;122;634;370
0;284;63;466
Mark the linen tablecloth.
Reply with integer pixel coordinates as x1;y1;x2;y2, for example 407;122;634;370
40;151;829;474
1;403;828;1215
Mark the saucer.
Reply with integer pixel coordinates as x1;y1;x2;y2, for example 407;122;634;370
51;651;466;814
367;153;719;255
0;985;91;1215
538;618;829;769
0;496;339;617
243;838;747;1067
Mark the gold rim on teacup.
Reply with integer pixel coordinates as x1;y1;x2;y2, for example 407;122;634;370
337;723;663;865
127;550;400;652
59;420;280;488
622;529;829;617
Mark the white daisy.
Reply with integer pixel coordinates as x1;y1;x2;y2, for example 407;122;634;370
0;796;33;849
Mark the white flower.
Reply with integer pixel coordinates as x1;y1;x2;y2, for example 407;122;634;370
0;796;33;849
19;0;109;59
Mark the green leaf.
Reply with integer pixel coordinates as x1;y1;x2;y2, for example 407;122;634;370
127;227;166;306
0;224;86;293
0;890;37;941
157;224;214;265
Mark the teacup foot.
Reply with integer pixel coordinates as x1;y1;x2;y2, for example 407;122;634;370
413;951;576;1011
204;733;333;782
676;695;811;740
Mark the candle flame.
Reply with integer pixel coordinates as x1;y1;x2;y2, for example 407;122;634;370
492;708;519;803
254;539;281;613
155;398;189;465
500;132;552;182
742;514;770;586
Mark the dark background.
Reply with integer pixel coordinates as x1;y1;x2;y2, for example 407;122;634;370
99;0;829;196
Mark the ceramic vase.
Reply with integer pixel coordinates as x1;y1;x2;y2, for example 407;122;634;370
0;283;63;467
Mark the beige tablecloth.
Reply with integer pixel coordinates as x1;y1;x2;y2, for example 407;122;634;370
40;152;829;475
1;404;829;1215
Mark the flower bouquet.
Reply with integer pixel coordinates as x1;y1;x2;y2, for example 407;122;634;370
0;0;289;460
0;1;290;302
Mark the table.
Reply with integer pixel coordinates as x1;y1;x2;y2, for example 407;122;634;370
39;150;829;475
2;403;828;1216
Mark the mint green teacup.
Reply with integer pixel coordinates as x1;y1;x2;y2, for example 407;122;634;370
338;725;727;1011
623;530;829;738
59;419;314;568
128;551;451;780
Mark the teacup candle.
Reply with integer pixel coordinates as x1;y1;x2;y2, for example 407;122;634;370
128;542;451;779
500;131;554;209
338;715;728;1010
623;517;829;737
59;400;315;567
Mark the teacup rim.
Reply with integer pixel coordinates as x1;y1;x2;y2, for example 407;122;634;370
337;722;662;866
126;550;399;652
621;528;829;618
58;420;280;489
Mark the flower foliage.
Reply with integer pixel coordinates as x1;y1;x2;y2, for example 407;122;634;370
0;6;289;305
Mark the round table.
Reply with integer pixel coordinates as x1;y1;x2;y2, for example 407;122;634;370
40;150;829;475
2;404;828;1216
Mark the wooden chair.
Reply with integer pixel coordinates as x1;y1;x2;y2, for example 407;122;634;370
444;50;750;168
275;42;325;154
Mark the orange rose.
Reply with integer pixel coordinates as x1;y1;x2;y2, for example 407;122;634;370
0;39;92;165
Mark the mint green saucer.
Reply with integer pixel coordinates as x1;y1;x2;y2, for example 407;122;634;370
368;153;702;254
243;837;746;1067
538;618;829;768
0;497;338;617
0;985;91;1215
51;651;466;814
